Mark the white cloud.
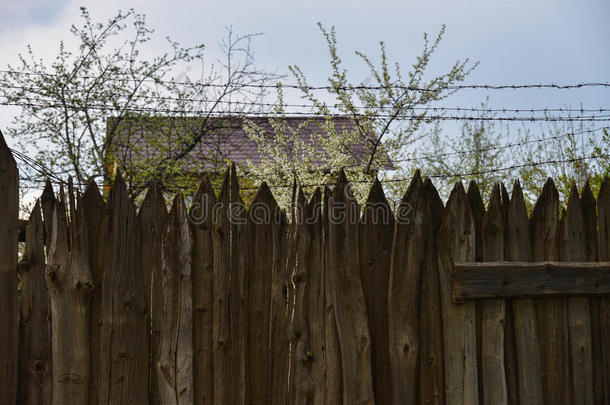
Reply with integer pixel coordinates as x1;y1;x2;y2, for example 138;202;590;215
0;0;72;32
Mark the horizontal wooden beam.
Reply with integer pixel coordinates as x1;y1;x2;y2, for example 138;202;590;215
452;261;610;303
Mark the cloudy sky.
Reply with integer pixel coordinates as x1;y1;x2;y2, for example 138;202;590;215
0;0;608;152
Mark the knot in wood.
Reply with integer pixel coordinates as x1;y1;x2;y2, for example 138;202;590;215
33;360;46;374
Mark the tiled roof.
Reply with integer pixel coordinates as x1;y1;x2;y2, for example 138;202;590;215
108;115;392;174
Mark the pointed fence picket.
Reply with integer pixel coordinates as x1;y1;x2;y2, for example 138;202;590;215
2;134;609;403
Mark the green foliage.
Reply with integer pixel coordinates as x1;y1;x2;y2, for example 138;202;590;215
245;23;477;205
2;8;279;198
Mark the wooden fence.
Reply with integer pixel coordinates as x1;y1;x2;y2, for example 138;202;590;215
1;136;609;404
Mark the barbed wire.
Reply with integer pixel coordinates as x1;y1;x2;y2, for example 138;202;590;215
2;98;609;122
11;145;609;193
1;69;609;91
341;126;609;168
2;81;609;114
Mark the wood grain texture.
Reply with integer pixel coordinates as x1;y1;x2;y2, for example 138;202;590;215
481;184;508;405
289;188;325;405
190;177;215;405
466;181;485;403
561;185;594;405
229;166;249;405
156;195;194;404
530;178;572;403
17;201;52;404
453;261;610;300
98;175;148;404
322;185;342;405
418;179;445;405
212;170;232;405
246;182;279;404
0;129;19;404
139;181;168;405
328;170;374;404
267;192;290;405
437;182;479;405
581;183;604;404
360;179;394;404
81;180;106;405
596;178;610;405
388;172;424;405
506;180;544;405
46;187;94;404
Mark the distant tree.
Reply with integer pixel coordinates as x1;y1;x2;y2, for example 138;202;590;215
417;99;514;200
1;7;280;195
245;23;477;205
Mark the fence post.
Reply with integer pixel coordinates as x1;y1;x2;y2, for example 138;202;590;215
388;173;444;404
506;181;544;404
46;184;94;404
289;187;323;404
156;194;193;404
248;183;289;404
595;178;610;403
582;182;606;404
360;179;394;404
562;184;594;404
388;173;423;405
437;182;479;404
140;181;168;405
190;177;215;405
98;175;148;404
81;180;105;405
0;130;18;405
17;201;52;403
322;185;342;404
531;179;572;403
328;170;374;404
481;184;508;405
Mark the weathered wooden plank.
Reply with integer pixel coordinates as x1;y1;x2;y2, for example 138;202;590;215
247;182;279;404
453;261;610;299
81;180;106;405
499;183;519;405
437;181;479;405
46;188;94;404
139;181;168;405
466;181;485;403
328;170;374;404
506;180;544;405
388;172;424;405
156;194;194;404
596;178;610;404
0;130;19;405
212;169;232;405
289;187;325;404
306;188;326;405
98;174;148;404
561;185;594;405
190;177;215;405
481;184;508;405
531;178;572;403
418;179;445;405
582;182;606;405
360;179;394;404
322;185;342;405
267;193;290;405
17;201;52;403
229;165;249;405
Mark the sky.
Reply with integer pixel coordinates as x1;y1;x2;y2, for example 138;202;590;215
0;0;609;194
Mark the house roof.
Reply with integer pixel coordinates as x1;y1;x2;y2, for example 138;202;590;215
108;115;392;174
